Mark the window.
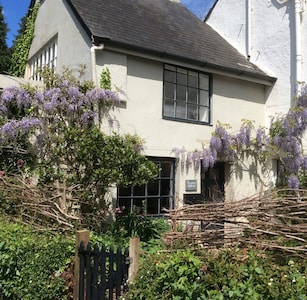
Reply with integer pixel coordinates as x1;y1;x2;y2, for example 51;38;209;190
163;64;211;124
117;157;175;216
28;38;57;81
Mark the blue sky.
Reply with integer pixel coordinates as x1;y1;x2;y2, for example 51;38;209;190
0;0;31;47
0;0;214;48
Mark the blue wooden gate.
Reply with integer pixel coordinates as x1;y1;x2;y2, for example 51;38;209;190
78;242;130;300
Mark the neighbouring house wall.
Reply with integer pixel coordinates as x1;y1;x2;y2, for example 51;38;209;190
96;50;274;204
27;0;92;80
207;0;304;124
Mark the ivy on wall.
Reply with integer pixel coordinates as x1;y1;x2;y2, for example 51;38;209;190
9;3;39;77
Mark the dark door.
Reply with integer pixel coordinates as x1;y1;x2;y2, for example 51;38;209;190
202;162;225;202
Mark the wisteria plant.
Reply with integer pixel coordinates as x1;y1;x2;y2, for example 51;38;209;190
173;85;307;189
0;69;158;216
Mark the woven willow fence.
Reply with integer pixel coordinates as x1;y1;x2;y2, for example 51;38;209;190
165;189;307;256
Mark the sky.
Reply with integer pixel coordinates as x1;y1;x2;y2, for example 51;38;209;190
0;0;31;47
0;0;215;48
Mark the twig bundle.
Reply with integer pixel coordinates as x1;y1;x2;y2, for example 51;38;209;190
165;189;307;256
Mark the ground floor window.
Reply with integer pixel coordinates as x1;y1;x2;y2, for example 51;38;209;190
117;157;175;216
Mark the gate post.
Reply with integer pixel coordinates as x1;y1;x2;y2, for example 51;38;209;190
128;237;140;283
73;229;90;300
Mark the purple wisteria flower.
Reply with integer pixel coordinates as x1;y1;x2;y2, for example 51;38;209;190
1;117;41;140
288;175;300;190
1;86;32;110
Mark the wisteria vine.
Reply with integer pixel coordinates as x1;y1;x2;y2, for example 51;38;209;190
173;85;307;189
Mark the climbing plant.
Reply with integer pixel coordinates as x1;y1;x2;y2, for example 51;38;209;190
9;3;39;77
173;85;307;189
0;70;158;216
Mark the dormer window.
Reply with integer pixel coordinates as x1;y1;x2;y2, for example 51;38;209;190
28;38;57;81
163;64;211;124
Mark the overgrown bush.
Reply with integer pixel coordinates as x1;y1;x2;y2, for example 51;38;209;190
124;247;307;300
0;216;74;300
111;213;170;243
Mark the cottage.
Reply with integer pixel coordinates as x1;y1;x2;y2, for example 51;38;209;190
26;0;277;215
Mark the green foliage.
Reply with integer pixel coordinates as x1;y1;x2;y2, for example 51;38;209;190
0;5;11;73
37;126;158;212
125;251;205;299
0;216;74;300
9;3;39;77
0;69;158;230
125;247;307;300
111;213;170;243
100;67;111;89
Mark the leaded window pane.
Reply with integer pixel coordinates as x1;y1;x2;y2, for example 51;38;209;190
163;64;211;124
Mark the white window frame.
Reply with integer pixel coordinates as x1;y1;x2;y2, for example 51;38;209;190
29;38;57;81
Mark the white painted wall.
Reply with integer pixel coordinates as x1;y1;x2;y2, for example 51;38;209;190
27;0;92;80
207;0;307;124
27;0;276;204
97;51;273;202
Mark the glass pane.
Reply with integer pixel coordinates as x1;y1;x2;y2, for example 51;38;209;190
187;104;198;120
165;64;175;71
177;85;186;101
200;74;209;90
165;69;176;83
161;162;172;178
160;197;170;211
163;99;174;117
188;72;198;88
177;68;187;85
199;106;209;123
164;82;175;100
200;90;209;106
188;87;197;103
175;101;186;119
118;198;131;214
148;180;159;195
161;179;171;196
118;186;131;196
133;185;145;196
133;198;144;214
147;198;159;215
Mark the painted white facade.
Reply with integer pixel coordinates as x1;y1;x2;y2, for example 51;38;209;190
207;0;307;124
25;0;277;210
97;50;273;203
27;0;92;80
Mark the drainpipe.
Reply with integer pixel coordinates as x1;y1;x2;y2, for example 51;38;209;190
246;0;251;60
295;0;302;95
91;44;104;86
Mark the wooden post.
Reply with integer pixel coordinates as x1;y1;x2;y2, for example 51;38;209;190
73;229;90;300
128;237;140;283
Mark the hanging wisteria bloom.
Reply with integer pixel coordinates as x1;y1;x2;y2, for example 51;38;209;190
288;175;300;190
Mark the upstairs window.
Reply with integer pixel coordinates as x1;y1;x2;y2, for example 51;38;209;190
28;38;57;81
163;64;211;124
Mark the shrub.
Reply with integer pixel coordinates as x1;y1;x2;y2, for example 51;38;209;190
124;247;307;300
0;216;74;299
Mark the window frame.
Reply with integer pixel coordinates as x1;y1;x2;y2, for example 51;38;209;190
162;64;212;125
28;37;58;81
117;157;175;216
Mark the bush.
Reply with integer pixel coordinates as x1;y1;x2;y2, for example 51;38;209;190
111;213;170;243
124;247;307;300
0;216;74;300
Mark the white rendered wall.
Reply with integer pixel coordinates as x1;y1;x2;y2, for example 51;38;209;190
27;0;92;80
207;0;306;124
97;51;274;203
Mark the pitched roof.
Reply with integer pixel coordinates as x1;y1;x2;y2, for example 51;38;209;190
66;0;275;83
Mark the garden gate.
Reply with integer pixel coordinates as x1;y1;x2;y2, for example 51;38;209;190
78;241;130;300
